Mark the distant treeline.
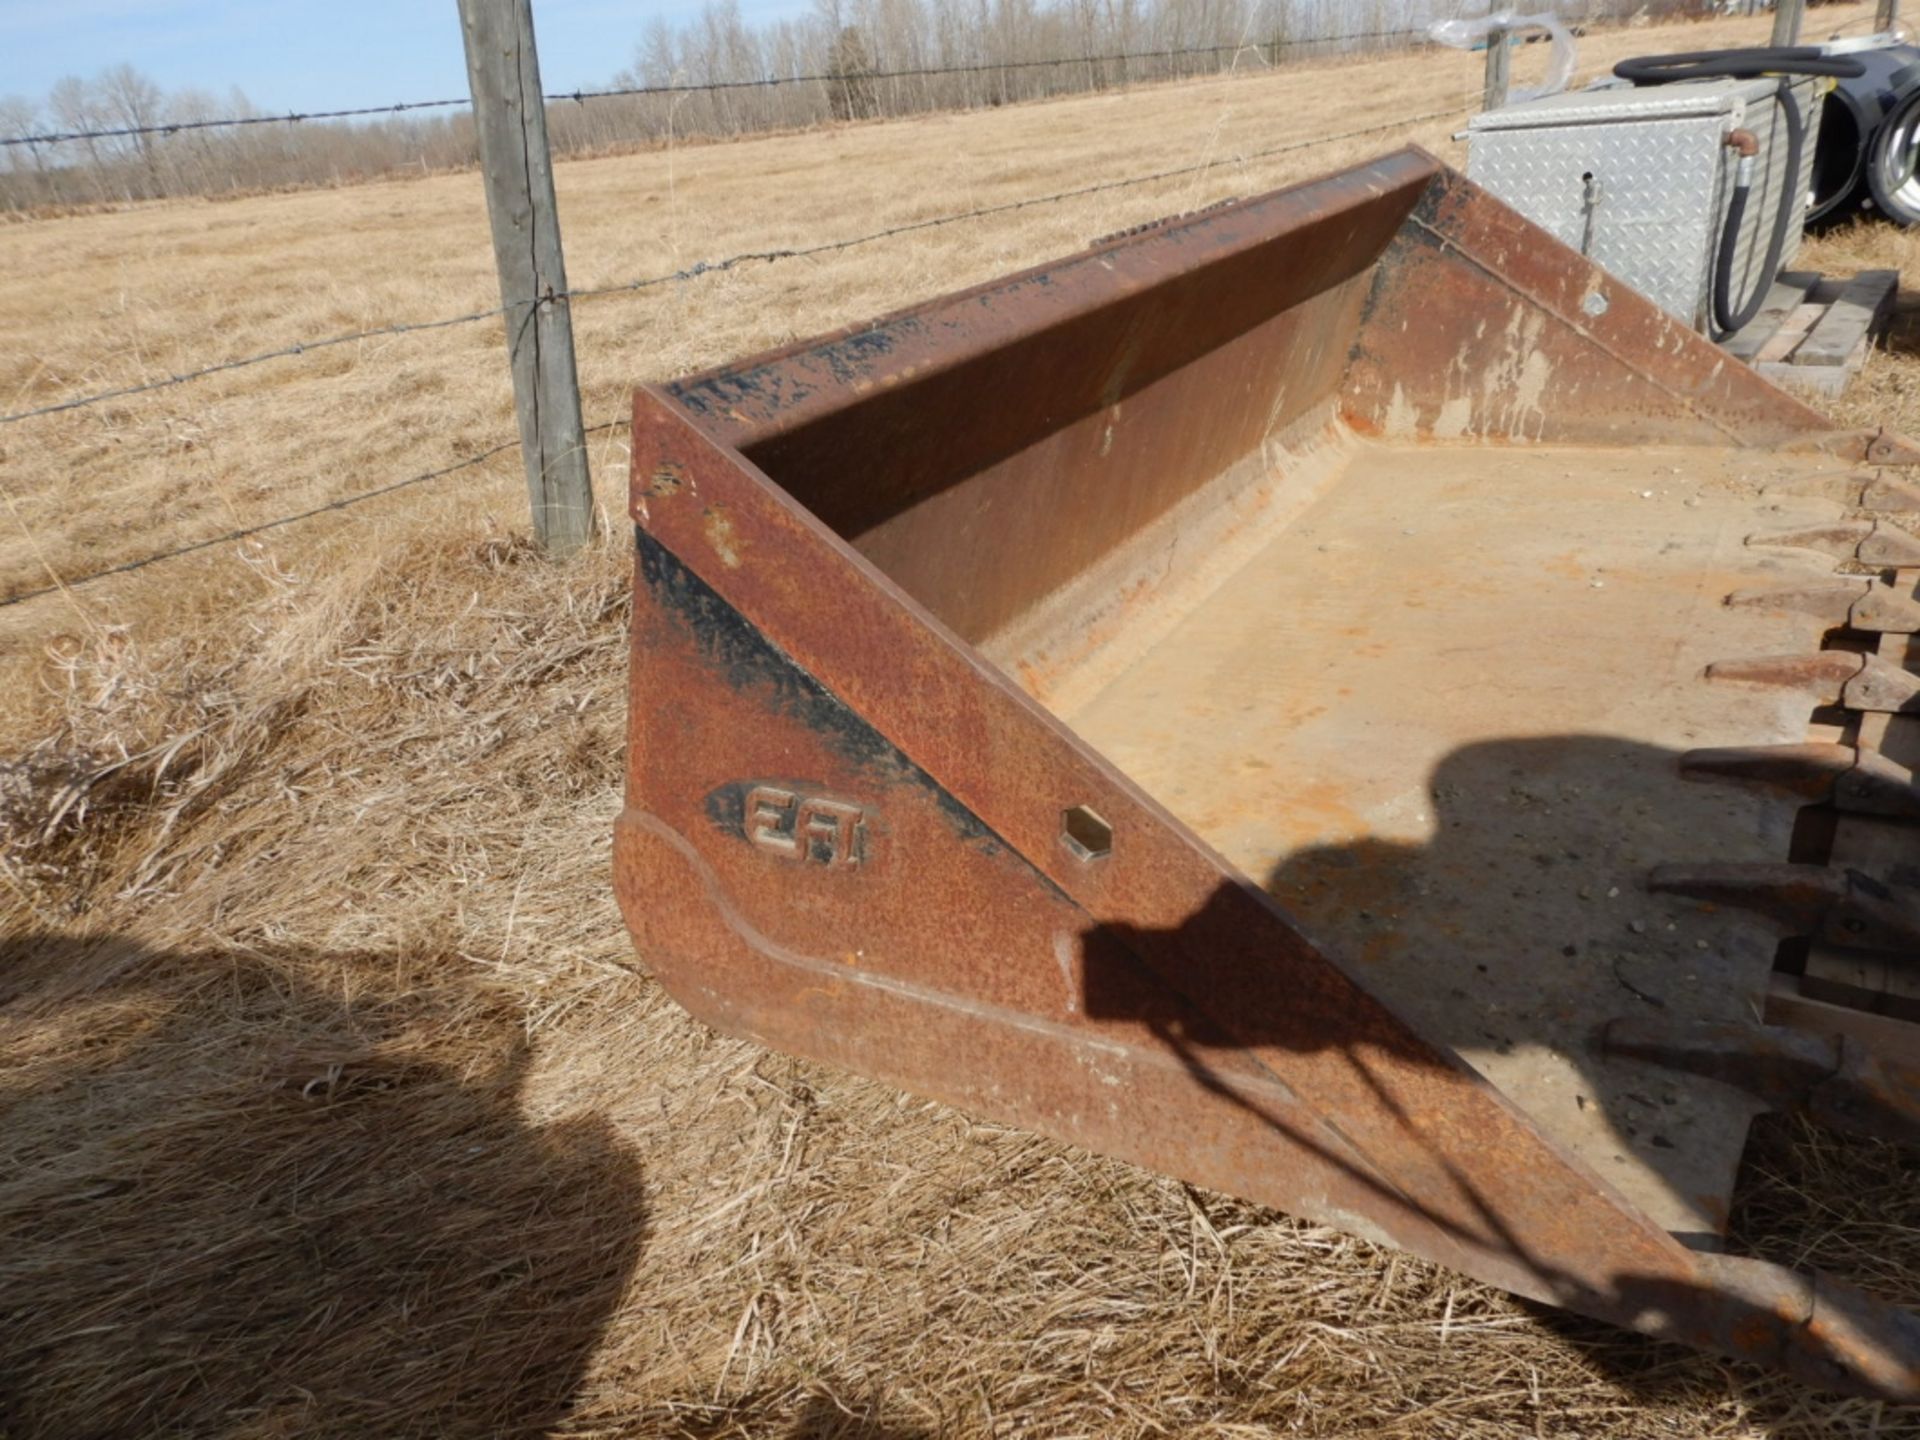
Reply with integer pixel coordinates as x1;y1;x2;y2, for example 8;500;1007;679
0;0;1706;211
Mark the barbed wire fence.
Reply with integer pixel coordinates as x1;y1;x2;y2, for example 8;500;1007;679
0;30;1433;152
1;104;1458;431
0;23;1498;218
0;0;1485;606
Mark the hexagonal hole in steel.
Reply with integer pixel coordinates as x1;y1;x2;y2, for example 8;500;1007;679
1061;805;1113;862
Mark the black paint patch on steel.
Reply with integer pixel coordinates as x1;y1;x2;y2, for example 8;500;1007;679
668;323;910;419
703;779;752;840
638;525;1066;894
1348;175;1444;366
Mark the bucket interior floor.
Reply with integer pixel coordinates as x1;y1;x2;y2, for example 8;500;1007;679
1057;440;1852;1239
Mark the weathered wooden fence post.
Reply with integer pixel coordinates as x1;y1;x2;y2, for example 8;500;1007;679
1482;26;1511;111
457;0;594;553
1772;0;1805;47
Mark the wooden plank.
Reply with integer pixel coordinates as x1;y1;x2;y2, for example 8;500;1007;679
1802;940;1916;1015
457;0;595;553
1792;268;1898;368
1755;302;1824;364
1769;974;1920;1058
1757;360;1855;398
1803;945;1890;1008
1723;272;1817;361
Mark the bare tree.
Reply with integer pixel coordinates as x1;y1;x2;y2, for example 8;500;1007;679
827;25;878;120
0;0;1707;213
0;96;51;205
99;64;165;193
48;75;115;201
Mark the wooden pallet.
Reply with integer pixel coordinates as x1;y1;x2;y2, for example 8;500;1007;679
1723;268;1898;397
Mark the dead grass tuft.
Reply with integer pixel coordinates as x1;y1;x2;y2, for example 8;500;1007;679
5;6;1920;1435
2;476;1915;1438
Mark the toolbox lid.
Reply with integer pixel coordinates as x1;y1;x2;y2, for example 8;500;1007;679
1468;76;1782;132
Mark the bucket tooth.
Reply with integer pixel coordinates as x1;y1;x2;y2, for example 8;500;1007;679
1681;743;1920;817
1858;521;1920;568
1862;474;1920;512
1723;583;1868;622
1702;652;1920;711
1649;860;1849;930
1681;744;1858;802
1764;473;1920;514
1758;474;1920;514
1847;653;1920;712
1837;749;1920;818
1704;651;1864;699
1724;578;1920;631
1852;578;1920;632
1690;1254;1920;1402
1763;473;1874;505
1745;522;1874;559
1865;426;1920;467
1743;522;1920;567
1602;1018;1920;1146
1649;862;1920;953
1679;741;1859;798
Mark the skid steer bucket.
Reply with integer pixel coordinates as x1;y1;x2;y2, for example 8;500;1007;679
616;148;1920;1396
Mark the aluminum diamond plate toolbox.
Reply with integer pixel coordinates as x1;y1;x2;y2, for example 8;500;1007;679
1467;79;1819;328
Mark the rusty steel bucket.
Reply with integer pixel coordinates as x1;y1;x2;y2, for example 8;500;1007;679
617;147;1920;1396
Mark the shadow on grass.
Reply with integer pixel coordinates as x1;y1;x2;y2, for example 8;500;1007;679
0;932;646;1439
1073;735;1920;1403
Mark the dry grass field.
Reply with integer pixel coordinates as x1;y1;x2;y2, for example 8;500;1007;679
5;5;1920;1436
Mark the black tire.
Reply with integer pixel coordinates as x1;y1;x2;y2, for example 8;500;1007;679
1810;45;1920;223
1867;85;1920;225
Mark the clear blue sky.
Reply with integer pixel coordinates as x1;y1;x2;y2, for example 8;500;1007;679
0;0;813;112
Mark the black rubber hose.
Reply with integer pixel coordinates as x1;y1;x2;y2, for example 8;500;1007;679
1611;48;1865;334
1613;47;1866;84
1713;173;1756;335
1713;81;1803;335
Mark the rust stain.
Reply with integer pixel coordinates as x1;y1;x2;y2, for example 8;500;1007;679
1543;550;1586;582
1272;778;1374;849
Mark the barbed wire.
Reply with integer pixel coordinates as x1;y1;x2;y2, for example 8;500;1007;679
0;101;1460;604
1;30;1429;148
2;305;511;425
3;104;1458;427
0;416;640;608
548;30;1430;105
3;96;474;149
566;104;1458;299
0;438;518;609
